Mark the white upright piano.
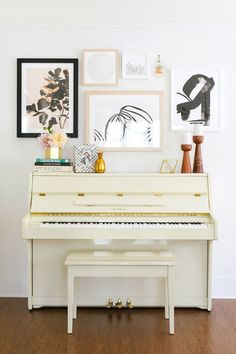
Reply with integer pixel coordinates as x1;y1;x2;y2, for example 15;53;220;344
23;173;217;310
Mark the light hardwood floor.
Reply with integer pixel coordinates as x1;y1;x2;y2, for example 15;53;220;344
0;299;235;354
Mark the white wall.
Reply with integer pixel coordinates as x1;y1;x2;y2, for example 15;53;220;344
0;20;236;297
2;0;236;22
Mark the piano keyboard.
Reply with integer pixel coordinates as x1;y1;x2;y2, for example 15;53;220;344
40;221;208;229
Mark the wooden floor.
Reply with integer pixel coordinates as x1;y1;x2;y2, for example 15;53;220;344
0;299;236;354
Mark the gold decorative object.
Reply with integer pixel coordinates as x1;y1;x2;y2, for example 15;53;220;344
116;298;122;308
44;147;62;160
152;54;166;77
95;152;106;173
126;298;133;308
106;298;113;309
160;160;178;174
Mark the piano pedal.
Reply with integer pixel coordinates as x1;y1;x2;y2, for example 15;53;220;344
116;298;123;309
126;298;133;308
106;298;113;309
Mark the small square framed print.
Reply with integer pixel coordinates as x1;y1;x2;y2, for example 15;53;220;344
122;51;148;79
17;58;78;137
74;144;98;173
82;49;119;86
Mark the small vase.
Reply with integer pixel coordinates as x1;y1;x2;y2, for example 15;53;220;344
44;147;62;159
95;152;105;173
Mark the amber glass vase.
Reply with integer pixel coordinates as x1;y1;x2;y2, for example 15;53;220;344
95;152;105;173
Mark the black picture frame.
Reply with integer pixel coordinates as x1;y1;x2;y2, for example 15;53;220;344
17;58;78;137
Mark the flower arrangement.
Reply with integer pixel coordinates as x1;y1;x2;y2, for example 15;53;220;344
38;127;68;150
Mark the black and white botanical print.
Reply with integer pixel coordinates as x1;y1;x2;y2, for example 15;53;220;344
171;70;220;131
87;92;162;150
17;59;78;138
26;67;70;131
94;105;153;143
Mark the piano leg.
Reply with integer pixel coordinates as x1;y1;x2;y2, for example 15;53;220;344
27;240;33;310
164;278;169;319
207;240;213;311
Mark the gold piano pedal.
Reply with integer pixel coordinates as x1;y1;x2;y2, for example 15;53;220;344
116;298;123;309
126;298;133;308
106;298;113;309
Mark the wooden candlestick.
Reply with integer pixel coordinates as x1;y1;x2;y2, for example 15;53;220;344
181;144;192;173
193;135;204;173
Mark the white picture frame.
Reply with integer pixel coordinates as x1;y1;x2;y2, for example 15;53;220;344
82;49;119;86
122;51;148;79
171;69;221;131
86;90;164;151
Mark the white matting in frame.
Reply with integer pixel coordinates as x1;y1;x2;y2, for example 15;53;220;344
86;91;164;151
82;49;119;86
122;51;148;79
171;69;221;131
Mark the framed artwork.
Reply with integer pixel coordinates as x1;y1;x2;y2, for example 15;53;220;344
17;58;78;137
122;51;148;79
86;91;164;151
82;49;119;86
171;69;220;131
74;144;98;173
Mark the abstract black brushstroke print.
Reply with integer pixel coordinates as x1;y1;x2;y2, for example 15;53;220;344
176;74;215;126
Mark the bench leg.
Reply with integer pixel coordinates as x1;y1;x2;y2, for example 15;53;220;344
168;266;175;334
164;277;169;319
73;278;77;319
67;268;74;334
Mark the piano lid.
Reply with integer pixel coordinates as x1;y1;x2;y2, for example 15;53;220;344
30;173;211;214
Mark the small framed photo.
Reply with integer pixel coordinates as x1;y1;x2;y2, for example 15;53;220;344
86;90;164;151
82;49;119;86
17;58;78;137
122;51;148;79
74;144;98;173
171;69;221;131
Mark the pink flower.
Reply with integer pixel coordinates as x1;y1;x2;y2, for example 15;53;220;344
38;133;54;150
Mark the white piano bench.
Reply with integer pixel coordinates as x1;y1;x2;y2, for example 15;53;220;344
65;250;176;335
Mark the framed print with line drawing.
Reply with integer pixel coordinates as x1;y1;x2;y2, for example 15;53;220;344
17;58;78;137
86;90;163;151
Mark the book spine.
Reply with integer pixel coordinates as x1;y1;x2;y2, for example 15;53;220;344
35;162;73;166
36;158;71;163
34;166;74;172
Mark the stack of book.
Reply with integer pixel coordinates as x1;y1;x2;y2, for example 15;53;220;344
34;158;74;173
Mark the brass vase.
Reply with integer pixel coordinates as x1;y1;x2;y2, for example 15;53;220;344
44;147;62;159
95;152;105;173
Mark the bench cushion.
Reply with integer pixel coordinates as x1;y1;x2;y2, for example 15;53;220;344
65;251;176;266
